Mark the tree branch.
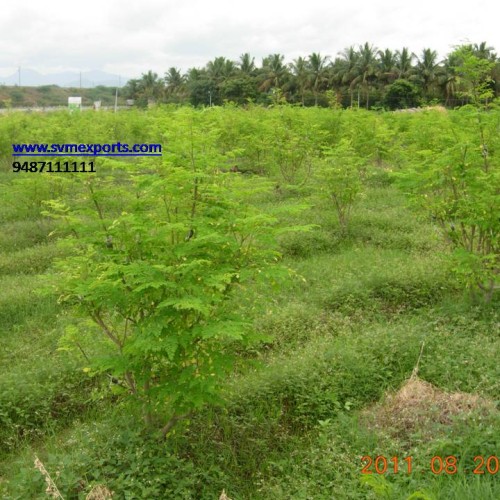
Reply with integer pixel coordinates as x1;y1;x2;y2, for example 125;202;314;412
90;311;123;351
160;412;192;439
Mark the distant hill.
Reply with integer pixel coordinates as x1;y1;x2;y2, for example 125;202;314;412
0;69;130;88
0;84;130;109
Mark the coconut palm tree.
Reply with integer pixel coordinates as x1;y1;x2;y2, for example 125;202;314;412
439;53;461;106
290;56;309;105
259;54;289;93
308;52;330;105
206;57;236;83
164;67;186;100
326;58;345;105
352;42;378;108
415;48;441;100
239;53;256;75
337;46;360;107
377;49;398;86
472;42;497;61
122;78;141;100
395;48;414;79
138;70;163;104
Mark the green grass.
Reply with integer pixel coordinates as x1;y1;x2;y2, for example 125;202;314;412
290;248;454;314
0;216;100;460
1;180;498;498
0;243;65;275
0;275;58;328
0;219;55;251
0;274;99;458
1;300;497;498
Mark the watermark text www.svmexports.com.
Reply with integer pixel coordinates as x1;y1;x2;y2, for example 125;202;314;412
12;142;162;157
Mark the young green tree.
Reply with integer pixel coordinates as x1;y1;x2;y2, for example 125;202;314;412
384;79;420;110
316;139;363;231
267;106;322;187
452;46;496;105
47;109;303;437
395;106;499;300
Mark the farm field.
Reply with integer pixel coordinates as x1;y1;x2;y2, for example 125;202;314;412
0;105;498;499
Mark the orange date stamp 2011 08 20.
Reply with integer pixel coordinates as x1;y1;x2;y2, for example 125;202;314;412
361;455;499;475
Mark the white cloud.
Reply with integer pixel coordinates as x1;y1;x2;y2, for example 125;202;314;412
0;0;498;79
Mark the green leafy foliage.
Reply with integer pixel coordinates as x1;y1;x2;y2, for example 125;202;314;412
451;47;496;105
44;109;305;435
316;139;363;231
384;79;420;110
394;107;499;299
266;107;323;186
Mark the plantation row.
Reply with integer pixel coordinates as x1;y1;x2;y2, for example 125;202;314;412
0;103;498;498
1;103;498;297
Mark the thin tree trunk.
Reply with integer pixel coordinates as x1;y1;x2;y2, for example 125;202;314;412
160;412;191;439
143;374;153;427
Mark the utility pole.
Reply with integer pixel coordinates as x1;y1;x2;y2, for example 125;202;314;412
18;67;21;86
80;71;82;89
114;87;118;113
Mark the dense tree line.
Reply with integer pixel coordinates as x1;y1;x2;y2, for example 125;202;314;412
123;42;499;109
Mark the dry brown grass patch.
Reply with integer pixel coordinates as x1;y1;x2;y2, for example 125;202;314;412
362;376;496;443
86;484;114;499
396;105;448;114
